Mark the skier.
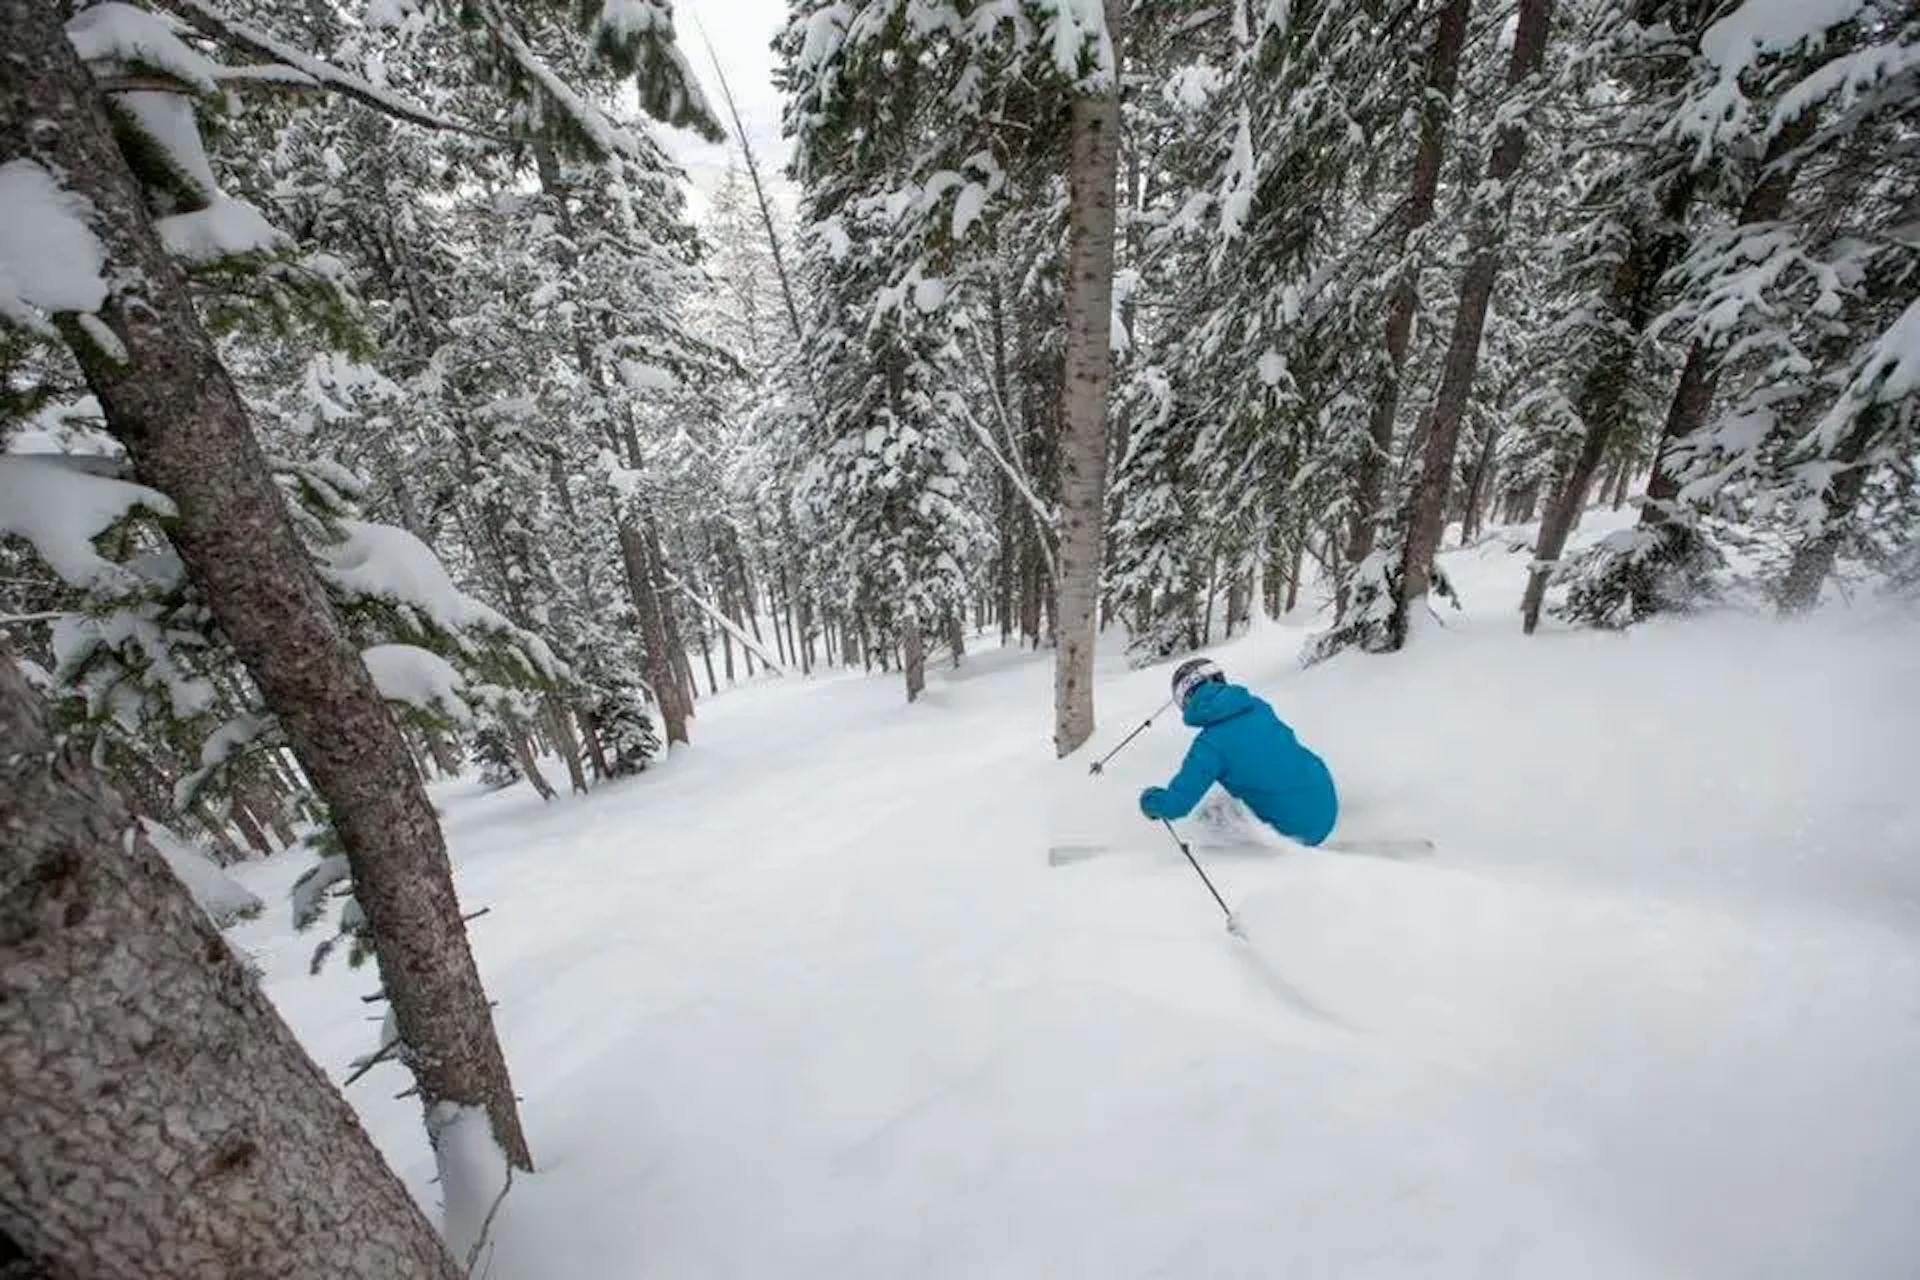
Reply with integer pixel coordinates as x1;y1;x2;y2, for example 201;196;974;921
1139;657;1339;847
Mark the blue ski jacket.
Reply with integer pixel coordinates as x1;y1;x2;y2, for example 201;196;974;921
1139;682;1339;845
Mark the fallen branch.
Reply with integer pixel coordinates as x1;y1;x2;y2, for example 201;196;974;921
465;1168;515;1275
342;1034;405;1088
664;574;789;676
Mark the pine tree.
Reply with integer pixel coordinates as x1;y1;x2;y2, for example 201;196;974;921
1389;0;1558;648
0;639;464;1280
0;0;536;1184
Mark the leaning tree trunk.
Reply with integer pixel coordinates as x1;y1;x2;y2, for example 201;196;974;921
1053;0;1125;758
1349;0;1473;573
0;647;463;1280
1392;0;1555;647
1520;177;1694;633
1632;116;1815;617
0;0;530;1175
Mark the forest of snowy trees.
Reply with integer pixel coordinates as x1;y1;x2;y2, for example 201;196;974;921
2;0;1916;1274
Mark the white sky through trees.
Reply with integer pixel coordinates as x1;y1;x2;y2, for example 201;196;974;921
659;0;794;222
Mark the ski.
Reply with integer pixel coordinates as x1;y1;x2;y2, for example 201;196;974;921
1048;836;1434;867
1319;837;1436;859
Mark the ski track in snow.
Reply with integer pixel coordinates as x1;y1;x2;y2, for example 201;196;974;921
232;510;1920;1279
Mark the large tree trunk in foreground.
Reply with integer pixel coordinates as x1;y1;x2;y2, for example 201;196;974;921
1053;0;1124;757
1391;0;1555;646
0;0;530;1174
0;647;462;1280
1349;0;1474;572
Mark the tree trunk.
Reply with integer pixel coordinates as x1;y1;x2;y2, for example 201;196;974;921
616;519;688;744
228;800;273;858
1521;178;1693;633
1608;456;1633;509
1051;0;1123;754
576;708;611;780
1392;0;1555;646
1460;421;1500;545
510;726;556;802
699;623;720;693
652;528;700;713
0;647;464;1280
1350;0;1474;571
422;725;463;778
997;476;1016;647
1777;467;1866;612
1633;116;1815;617
544;698;589;794
1;0;531;1174
902;611;927;703
946;609;966;667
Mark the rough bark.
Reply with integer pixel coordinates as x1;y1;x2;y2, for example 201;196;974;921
1;0;531;1171
1392;0;1555;645
0;647;462;1280
1350;0;1474;570
1053;0;1124;757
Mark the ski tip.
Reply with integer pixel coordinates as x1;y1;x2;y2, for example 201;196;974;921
1047;843;1105;867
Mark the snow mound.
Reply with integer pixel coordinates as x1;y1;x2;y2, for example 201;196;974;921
228;508;1920;1278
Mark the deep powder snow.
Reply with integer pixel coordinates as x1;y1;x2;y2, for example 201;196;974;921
232;512;1920;1278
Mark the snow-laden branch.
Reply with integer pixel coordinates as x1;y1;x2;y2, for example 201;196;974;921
469;1;647;160
153;0;497;139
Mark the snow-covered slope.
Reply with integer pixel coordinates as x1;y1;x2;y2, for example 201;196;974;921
232;513;1920;1278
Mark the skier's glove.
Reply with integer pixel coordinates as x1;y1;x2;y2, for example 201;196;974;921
1139;787;1167;820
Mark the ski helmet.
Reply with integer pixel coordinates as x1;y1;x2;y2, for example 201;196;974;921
1171;657;1224;708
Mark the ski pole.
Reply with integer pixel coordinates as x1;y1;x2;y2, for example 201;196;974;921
1160;819;1242;935
1087;696;1175;775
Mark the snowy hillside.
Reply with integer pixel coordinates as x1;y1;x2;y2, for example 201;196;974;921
231;517;1920;1278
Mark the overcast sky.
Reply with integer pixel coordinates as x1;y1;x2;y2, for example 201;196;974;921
656;0;795;221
